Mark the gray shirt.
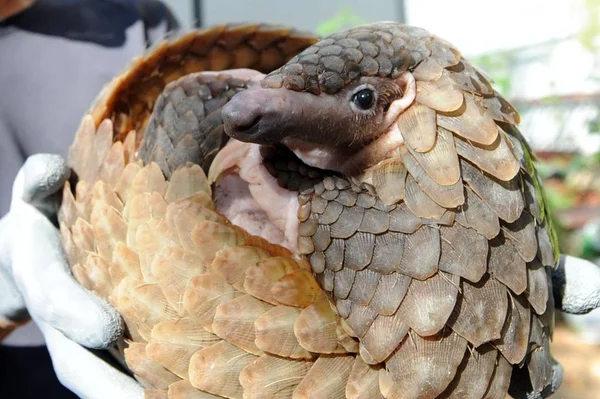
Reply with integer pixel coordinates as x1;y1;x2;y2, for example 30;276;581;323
0;0;179;217
0;6;178;394
0;0;178;360
0;1;179;397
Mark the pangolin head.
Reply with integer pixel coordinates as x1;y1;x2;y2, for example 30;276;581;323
221;22;461;175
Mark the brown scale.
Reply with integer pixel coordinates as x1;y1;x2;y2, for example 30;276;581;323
60;22;558;399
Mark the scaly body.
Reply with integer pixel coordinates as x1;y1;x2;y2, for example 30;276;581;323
59;22;558;399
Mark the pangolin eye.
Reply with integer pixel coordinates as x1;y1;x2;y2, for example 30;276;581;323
352;88;375;110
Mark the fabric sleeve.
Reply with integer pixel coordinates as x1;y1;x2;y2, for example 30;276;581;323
135;0;182;47
0;122;25;218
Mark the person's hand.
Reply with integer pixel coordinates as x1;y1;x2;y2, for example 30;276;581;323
0;154;143;399
1;153;600;399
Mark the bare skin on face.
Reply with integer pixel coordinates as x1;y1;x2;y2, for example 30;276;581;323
221;72;417;175
214;68;417;250
209;140;300;253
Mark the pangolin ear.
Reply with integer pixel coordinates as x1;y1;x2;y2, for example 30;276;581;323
382;72;417;127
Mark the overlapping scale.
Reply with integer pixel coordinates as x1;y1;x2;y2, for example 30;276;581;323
346;357;384;399
386;330;468;399
493;294;531;364
454;131;520;182
360;311;409;363
439;224;487;282
395;271;459;336
437;94;499;145
401;147;464;208
416;72;464;113
239;355;312;398
461;160;524;223
407;126;461;186
448;274;508;347
396;103;437;152
437;345;498;399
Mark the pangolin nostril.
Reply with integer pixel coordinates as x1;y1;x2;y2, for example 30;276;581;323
221;98;263;136
237;114;261;132
227;110;261;131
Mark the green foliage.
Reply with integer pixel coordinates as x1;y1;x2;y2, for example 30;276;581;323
470;53;513;96
520;138;560;262
543;185;576;211
589;111;600;134
315;6;369;37
579;0;600;50
541;151;600;259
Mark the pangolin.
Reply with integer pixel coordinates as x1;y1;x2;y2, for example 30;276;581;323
59;22;560;398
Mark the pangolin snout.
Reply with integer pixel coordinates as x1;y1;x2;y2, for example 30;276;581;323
222;87;295;145
222;94;263;140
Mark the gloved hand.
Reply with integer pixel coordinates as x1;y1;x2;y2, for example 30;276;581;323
509;253;600;399
1;153;600;399
0;154;143;399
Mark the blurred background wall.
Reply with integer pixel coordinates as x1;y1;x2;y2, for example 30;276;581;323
164;1;600;397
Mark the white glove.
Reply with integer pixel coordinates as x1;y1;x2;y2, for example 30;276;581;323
1;153;600;399
0;154;143;399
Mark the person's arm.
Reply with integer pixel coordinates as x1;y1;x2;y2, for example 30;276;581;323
135;0;181;47
0;121;25;217
0;118;27;338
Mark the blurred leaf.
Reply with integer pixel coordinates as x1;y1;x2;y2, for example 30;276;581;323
470;53;513;96
581;233;600;259
578;0;600;50
544;185;577;211
316;6;369;36
589;112;600;134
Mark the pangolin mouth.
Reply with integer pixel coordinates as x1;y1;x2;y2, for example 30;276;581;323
222;112;263;143
208;139;316;254
207;131;405;254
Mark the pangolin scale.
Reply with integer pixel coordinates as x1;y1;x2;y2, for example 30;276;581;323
59;22;559;398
